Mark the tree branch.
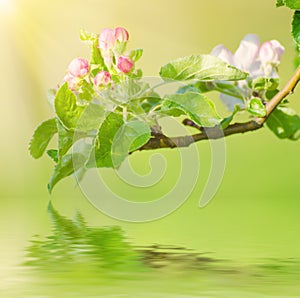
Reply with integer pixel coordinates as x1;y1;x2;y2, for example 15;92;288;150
138;66;300;151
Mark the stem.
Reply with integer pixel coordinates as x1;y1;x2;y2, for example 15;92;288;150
136;66;300;152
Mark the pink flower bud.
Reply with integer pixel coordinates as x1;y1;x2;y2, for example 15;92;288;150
68;58;89;77
114;27;129;43
99;28;116;51
94;71;112;86
63;73;78;90
117;56;134;74
259;40;284;64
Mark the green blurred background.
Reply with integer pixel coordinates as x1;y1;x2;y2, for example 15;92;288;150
1;0;300;287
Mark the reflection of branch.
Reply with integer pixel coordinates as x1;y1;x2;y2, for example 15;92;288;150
137;66;300;152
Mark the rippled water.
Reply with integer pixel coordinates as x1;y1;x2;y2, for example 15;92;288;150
2;204;300;298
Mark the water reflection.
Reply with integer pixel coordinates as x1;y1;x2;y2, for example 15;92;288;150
25;203;143;273
15;203;300;297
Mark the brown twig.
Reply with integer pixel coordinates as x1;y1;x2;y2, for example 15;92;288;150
137;66;300;152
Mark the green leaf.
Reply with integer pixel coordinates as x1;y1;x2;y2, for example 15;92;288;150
285;0;300;9
54;83;85;130
78;80;94;102
80;29;105;67
292;11;300;44
87;112;124;168
76;103;105;132
111;120;151;168
276;0;285;7
80;29;97;42
294;44;300;68
266;106;300;139
47;149;59;163
162;92;220;127
179;81;244;99
48;153;86;193
29;118;58;159
251;77;279;91
160;54;248;82
247;97;266;117
91;45;104;65
46;88;56;106
57;120;75;157
220;105;241;129
129;49;143;62
265;89;280;100
56;103;104;158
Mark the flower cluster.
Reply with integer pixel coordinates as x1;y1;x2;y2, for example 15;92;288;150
211;34;284;110
62;27;135;92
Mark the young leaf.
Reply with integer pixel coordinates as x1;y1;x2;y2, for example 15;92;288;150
54;83;84;130
29;118;58;159
80;29;97;42
87;112;124;168
48;153;86;193
251;77;279;91
266;106;300;139
111;120;151;168
160;54;248;82
247;97;267;117
129;49;143;62
284;0;300;9
220;105;241;129
162;92;220;127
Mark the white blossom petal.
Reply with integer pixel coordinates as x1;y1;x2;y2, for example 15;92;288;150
234;34;260;72
210;44;234;65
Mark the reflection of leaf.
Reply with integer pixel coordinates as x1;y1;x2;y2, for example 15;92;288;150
25;204;142;271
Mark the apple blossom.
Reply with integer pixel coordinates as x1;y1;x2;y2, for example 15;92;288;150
94;71;112;87
99;28;116;51
117;56;134;73
211;34;284;110
114;27;129;43
63;73;78;90
68;57;89;78
259;40;284;64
